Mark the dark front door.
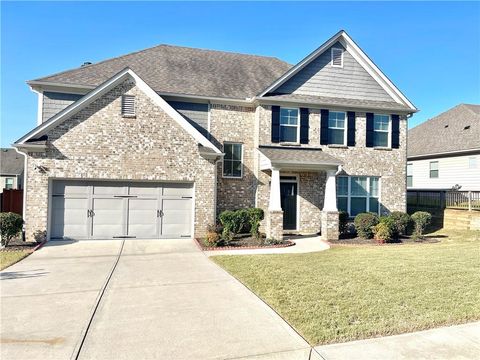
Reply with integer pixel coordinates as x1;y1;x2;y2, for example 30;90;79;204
280;182;297;230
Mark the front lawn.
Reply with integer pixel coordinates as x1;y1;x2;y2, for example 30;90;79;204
0;250;31;270
212;230;480;345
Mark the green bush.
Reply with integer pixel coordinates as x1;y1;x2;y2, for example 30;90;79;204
411;211;432;239
389;211;411;236
373;222;392;243
354;212;379;239
378;216;397;242
0;212;23;247
232;209;250;234
248;208;264;239
218;210;236;243
338;211;349;235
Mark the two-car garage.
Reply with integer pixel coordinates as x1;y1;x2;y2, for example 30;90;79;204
50;180;193;240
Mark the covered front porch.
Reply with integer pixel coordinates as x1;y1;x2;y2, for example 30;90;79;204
258;146;342;241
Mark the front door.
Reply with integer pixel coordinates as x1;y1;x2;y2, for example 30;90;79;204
280;182;297;230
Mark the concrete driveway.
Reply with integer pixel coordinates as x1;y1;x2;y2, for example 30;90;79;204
1;239;311;360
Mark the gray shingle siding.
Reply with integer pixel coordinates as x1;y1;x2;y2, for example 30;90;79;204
167;101;209;136
275;42;394;103
43;92;83;122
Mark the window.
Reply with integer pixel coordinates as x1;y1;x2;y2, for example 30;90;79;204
223;143;243;178
429;161;439;178
407;163;413;187
373;114;390;147
469;157;477;169
336;176;380;217
121;95;135;116
328;111;346;145
331;48;343;67
279;107;299;143
5;178;14;190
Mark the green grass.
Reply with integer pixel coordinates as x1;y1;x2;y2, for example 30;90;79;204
0;250;31;270
212;230;480;346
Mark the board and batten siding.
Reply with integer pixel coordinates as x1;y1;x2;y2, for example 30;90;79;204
408;154;480;191
275;42;395;103
167;101;209;136
42;92;83;122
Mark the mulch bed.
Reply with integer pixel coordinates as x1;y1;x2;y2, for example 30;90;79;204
0;238;44;252
329;234;443;246
196;233;295;251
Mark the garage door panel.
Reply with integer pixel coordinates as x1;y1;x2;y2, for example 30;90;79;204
52;181;89;196
128;199;158;238
129;185;160;196
92;198;124;238
162;199;191;237
93;184;126;196
51;197;89;239
162;184;192;197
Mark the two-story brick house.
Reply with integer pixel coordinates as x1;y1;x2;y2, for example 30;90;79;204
14;30;417;242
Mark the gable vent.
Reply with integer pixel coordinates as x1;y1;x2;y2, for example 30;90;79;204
331;48;343;67
464;125;471;130
121;95;135;116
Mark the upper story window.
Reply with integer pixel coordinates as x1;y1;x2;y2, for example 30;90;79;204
331;48;343;67
337;176;380;217
328;111;346;145
279;107;299;143
429;161;439;178
121;95;135;116
5;178;14;190
469;156;477;169
373;114;390;147
223;143;243;178
407;163;413;187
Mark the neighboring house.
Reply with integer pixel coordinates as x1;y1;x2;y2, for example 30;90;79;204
0;148;24;193
407;104;480;191
14;30;417;243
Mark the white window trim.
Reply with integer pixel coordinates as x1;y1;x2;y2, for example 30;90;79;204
407;163;413;187
279;107;300;144
328;111;347;146
337;176;381;217
5;177;14;190
429;161;439;179
373;114;391;148
331;47;344;68
222;142;244;179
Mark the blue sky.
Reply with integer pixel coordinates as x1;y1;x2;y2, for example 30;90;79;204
1;1;479;147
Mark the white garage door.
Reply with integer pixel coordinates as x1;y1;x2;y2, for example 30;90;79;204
50;181;193;240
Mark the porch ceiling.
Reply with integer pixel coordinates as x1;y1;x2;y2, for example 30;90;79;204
258;145;342;171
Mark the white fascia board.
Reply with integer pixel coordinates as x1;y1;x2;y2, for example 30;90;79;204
258;30;417;112
16;68;222;154
407;148;480;160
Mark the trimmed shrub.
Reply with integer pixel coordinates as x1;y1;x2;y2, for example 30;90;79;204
204;224;221;247
0;212;23;247
389;211;411;236
218;210;236;243
248;208;264;239
354;212;379;239
338;211;349;235
232;209;250;234
373;222;392;244
411;211;432;239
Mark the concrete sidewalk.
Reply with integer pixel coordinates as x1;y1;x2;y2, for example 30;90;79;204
313;322;480;360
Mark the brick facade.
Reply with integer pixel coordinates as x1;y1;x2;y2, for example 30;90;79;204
24;80;216;241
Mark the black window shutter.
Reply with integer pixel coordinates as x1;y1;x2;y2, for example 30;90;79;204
391;114;400;148
300;108;309;144
366;112;374;147
320;109;329;145
271;106;280;143
347;111;356;146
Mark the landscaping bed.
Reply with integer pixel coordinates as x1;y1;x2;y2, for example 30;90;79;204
213;229;480;346
330;234;442;246
197;233;294;250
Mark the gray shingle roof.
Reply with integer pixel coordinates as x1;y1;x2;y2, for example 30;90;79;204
31;45;292;99
407;104;480;158
0;148;24;175
259;146;341;166
260;94;412;112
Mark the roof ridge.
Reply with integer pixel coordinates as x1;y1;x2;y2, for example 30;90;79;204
459;103;480;117
29;43;290;84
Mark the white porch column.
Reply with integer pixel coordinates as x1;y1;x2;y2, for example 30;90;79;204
269;167;282;211
323;169;338;211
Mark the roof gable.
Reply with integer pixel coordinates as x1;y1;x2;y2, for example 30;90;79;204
408;104;480;158
0;148;24;175
258;30;417;111
16;68;222;155
29;45;291;100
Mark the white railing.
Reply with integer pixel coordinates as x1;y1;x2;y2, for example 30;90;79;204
445;191;480;211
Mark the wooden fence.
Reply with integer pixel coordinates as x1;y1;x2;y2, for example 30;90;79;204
407;190;480;212
0;189;23;215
